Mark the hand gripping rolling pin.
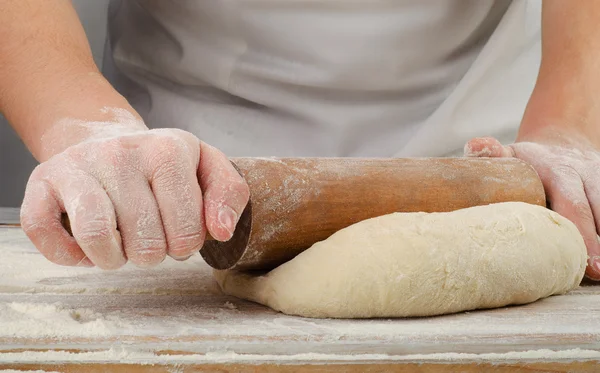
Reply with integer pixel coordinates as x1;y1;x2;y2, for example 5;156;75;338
59;157;545;271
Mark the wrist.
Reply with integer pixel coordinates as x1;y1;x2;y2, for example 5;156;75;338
40;107;148;162
518;71;600;148
3;71;147;161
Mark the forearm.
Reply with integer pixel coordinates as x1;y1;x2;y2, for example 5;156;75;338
519;0;600;145
0;0;144;162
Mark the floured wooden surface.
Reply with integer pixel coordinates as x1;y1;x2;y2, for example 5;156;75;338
0;226;599;368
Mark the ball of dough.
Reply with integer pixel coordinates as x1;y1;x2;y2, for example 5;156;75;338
214;202;587;318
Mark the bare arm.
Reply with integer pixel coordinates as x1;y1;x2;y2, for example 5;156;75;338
519;0;600;143
0;0;141;161
1;1;249;270
466;1;600;280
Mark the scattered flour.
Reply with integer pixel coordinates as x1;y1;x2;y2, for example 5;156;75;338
0;348;598;364
0;302;120;338
40;107;148;159
0;229;214;296
223;301;237;310
0;228;598;365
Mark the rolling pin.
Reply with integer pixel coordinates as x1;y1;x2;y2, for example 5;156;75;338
61;157;545;271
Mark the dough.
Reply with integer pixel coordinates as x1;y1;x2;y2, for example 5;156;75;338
214;202;587;318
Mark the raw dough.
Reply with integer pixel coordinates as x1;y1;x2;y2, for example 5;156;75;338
214;202;587;318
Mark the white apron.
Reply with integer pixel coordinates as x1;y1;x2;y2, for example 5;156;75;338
104;0;541;157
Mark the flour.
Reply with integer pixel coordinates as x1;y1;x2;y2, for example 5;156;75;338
29;109;247;270
0;230;213;296
40;107;148;159
0;227;598;365
0;348;599;364
0;302;120;338
463;138;514;158
223;301;237;310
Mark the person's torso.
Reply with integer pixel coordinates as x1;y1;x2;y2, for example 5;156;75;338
105;0;539;157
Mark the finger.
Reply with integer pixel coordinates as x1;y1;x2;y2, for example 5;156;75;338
100;170;167;268
464;137;515;158
55;170;126;270
582;176;600;280
146;136;206;259
198;142;250;242
20;177;93;267
546;168;600;280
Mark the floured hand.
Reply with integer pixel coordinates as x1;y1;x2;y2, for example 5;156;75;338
465;133;600;280
20;111;249;270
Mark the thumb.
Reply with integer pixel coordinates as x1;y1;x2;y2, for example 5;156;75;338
464;137;516;158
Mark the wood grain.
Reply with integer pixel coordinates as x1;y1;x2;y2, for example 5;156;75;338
0;361;598;372
203;157;546;270
0;225;598;371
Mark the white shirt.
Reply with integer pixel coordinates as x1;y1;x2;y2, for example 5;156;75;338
104;0;541;157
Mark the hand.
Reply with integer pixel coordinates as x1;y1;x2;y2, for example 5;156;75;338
465;131;600;280
20;128;250;270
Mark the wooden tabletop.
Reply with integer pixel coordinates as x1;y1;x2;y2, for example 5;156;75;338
0;208;599;372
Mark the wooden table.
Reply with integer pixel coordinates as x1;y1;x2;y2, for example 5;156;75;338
0;208;598;372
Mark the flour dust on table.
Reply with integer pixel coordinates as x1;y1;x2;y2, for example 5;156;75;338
215;202;587;318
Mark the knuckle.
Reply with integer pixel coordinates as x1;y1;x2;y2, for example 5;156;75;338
215;180;251;212
75;219;115;244
28;164;48;181
19;208;44;233
125;237;166;255
21;182;53;224
154;135;188;157
26;164;61;190
147;138;191;180
20;217;45;236
20;211;61;239
155;128;198;146
103;146;127;169
580;168;595;186
573;202;594;224
153;161;181;182
113;134;143;151
235;180;251;202
168;231;205;257
551;164;580;179
34;236;83;266
46;249;79;266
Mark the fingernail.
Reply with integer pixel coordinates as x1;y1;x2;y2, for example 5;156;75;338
172;253;194;261
218;206;238;238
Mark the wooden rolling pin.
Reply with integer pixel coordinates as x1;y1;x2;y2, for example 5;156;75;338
61;157;545;271
202;157;545;271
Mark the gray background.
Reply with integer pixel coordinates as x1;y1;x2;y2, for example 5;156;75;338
0;0;110;207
